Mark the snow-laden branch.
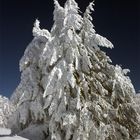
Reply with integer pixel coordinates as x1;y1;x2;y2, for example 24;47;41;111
32;19;51;42
94;34;114;49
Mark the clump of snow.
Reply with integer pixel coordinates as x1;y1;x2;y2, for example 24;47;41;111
0;127;11;135
32;19;51;42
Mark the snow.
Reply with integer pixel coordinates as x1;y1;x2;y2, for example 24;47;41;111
0;128;29;140
67;29;73;40
94;34;114;49
32;19;51;42
50;48;57;66
0;128;11;135
0;136;29;140
0;95;15;128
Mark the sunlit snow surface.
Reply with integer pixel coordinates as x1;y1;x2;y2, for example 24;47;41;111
0;128;29;140
0;136;29;140
0;128;11;135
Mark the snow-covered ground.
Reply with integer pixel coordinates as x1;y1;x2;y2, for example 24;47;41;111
0;136;29;140
0;128;11;135
0;128;29;140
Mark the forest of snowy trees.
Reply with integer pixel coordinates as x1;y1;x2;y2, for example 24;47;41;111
0;0;140;140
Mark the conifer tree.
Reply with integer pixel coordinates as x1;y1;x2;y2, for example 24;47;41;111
9;0;140;139
9;22;50;134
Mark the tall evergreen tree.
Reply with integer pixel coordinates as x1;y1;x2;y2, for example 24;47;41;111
9;22;50;134
9;0;140;140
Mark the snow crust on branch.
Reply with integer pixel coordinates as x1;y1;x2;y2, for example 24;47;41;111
33;19;51;42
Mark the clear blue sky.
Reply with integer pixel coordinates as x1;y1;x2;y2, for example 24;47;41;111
0;0;140;97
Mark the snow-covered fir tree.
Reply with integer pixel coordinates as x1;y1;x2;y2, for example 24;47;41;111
9;29;49;135
0;95;15;128
9;0;140;140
